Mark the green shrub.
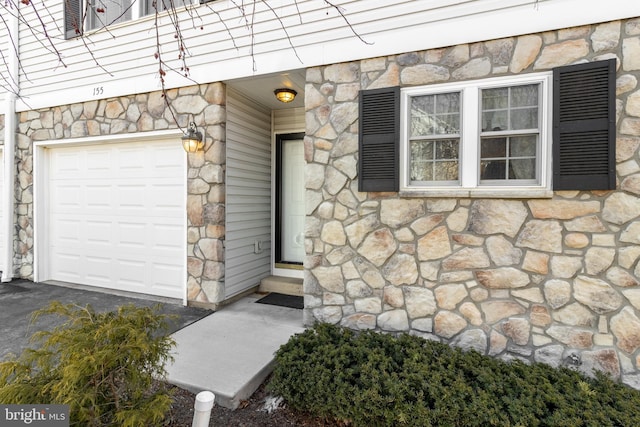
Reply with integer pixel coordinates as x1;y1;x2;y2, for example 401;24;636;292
0;301;175;427
269;323;640;426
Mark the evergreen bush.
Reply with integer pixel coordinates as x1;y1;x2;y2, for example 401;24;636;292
0;301;175;427
269;323;640;426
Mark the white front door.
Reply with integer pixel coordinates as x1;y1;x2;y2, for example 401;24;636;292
275;133;305;272
43;139;186;299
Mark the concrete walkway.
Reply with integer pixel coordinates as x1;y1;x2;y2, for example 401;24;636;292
164;293;305;409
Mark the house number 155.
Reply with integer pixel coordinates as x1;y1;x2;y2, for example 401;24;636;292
92;86;104;96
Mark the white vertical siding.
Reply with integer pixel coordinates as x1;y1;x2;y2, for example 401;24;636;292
10;0;637;111
225;88;272;298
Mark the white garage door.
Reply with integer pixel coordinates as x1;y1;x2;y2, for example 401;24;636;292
46;140;185;299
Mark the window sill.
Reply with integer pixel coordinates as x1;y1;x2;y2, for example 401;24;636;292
399;187;554;199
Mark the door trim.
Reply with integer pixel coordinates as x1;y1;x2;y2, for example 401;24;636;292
272;132;305;279
275;132;305;266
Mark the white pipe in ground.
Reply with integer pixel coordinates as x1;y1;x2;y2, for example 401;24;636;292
192;391;215;427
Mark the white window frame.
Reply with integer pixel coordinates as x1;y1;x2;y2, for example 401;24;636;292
85;0;194;31
400;72;553;198
141;0;194;16
86;0;139;30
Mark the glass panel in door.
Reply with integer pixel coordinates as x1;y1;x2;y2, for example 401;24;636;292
277;134;305;265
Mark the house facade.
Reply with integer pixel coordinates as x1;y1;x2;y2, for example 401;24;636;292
2;0;640;385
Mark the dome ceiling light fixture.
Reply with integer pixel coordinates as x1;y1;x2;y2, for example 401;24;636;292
274;88;297;103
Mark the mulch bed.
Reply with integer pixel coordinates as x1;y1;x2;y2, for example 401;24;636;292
163;380;343;426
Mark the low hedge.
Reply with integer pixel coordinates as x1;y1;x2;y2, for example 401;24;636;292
268;323;640;426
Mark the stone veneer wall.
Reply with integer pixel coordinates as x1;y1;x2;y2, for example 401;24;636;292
13;84;227;306
304;18;640;386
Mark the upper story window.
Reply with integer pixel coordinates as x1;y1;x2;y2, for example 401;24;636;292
87;0;133;30
357;59;616;196
65;0;193;36
142;0;192;17
400;73;552;195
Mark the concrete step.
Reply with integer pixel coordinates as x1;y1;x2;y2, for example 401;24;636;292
164;294;304;409
259;276;303;296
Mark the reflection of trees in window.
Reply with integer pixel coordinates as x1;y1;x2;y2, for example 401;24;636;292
411;139;459;181
143;0;190;16
87;0;193;29
88;0;132;30
409;92;461;183
482;84;538;132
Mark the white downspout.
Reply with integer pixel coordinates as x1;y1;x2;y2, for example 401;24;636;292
2;7;19;282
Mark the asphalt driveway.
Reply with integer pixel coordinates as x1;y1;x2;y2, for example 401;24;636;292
0;279;211;360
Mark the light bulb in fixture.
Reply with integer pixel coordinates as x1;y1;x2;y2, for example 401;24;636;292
274;88;297;103
181;122;204;152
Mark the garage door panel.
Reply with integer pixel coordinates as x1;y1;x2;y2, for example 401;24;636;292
154;224;183;251
51;184;82;209
51;252;83;280
85;256;112;284
85;220;112;245
118;149;146;174
85;185;112;208
46;140;186;299
118;223;148;250
119;185;146;209
151;183;184;209
150;263;184;290
56;222;182;251
86;150;112;174
51;184;182;217
51;219;81;243
52;151;82;177
154;145;185;168
115;259;147;288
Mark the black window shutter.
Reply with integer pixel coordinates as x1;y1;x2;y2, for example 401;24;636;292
64;0;83;39
358;87;400;192
553;59;616;190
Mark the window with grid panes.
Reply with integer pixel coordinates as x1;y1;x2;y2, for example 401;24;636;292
400;73;552;194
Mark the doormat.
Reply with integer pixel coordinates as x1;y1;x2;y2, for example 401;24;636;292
256;293;304;310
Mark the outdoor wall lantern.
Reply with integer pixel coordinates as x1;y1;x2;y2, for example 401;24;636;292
182;122;204;152
274;88;297;103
